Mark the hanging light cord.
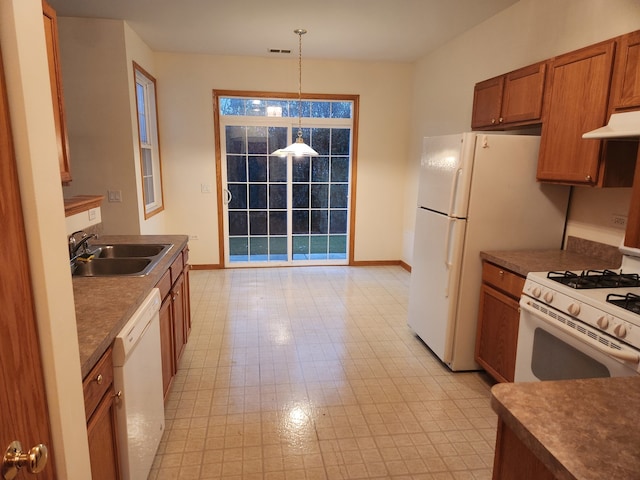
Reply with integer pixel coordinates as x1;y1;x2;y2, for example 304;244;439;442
294;28;306;141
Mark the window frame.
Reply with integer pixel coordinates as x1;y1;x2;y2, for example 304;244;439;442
133;61;164;219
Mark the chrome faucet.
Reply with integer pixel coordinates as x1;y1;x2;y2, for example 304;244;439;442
68;231;98;260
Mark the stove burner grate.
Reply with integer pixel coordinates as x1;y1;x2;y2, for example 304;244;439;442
547;269;640;289
606;292;640;315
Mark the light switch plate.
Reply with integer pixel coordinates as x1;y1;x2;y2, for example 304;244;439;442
107;190;122;202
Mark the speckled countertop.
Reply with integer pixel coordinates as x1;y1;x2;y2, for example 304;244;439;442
73;234;188;378
491;377;640;480
481;237;623;277
480;249;620;277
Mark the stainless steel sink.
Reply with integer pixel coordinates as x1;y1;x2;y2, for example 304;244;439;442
95;244;170;258
72;258;153;276
71;243;172;277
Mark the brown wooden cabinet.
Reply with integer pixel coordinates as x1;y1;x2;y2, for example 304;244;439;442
492;419;555;480
610;30;640;113
158;270;175;399
155;246;191;400
536;40;616;186
624;148;640;249
536;35;638;187
475;262;525;383
471;62;546;130
83;348;120;480
42;0;71;184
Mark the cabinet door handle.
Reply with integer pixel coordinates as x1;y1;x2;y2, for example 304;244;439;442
95;374;103;385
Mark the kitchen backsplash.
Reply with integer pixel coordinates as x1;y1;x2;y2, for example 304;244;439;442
565;236;623;268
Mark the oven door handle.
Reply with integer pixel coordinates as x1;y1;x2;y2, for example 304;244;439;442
520;300;640;365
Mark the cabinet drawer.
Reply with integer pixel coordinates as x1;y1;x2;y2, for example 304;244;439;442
83;348;114;421
482;262;525;299
170;252;184;284
156;269;171;300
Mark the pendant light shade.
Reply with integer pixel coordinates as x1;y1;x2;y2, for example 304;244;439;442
272;29;318;157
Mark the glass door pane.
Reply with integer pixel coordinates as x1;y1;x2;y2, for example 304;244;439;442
221;120;351;267
224;125;288;264
292;127;350;261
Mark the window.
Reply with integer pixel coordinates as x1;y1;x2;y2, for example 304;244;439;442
133;62;164;218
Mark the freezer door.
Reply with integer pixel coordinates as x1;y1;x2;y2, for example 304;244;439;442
408;208;467;365
417;133;476;217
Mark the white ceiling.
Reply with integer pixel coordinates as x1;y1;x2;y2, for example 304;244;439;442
46;0;519;62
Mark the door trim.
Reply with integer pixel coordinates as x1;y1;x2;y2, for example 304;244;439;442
213;89;359;267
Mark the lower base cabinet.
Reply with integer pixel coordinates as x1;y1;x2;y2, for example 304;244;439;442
156;246;191;400
493;419;555;480
475;262;525;383
159;293;175;399
84;348;120;479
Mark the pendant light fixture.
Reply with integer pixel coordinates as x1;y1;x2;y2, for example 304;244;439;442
272;28;318;157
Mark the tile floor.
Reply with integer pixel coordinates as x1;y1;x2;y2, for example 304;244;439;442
149;266;497;480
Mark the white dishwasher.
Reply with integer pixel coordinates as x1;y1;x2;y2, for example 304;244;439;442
112;288;164;480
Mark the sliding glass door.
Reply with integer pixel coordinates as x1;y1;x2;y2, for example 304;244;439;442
217;94;356;267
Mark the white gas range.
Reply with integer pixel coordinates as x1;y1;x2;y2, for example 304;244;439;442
514;248;640;382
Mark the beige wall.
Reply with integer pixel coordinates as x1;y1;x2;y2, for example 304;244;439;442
155;53;413;265
404;0;640;264
0;0;90;478
59;17;142;235
124;22;170;235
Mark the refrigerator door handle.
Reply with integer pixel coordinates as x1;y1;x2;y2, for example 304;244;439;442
447;168;463;216
443;218;456;298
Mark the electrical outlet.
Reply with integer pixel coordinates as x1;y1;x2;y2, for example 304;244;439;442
201;183;212;194
611;214;627;229
189;235;199;240
88;208;96;221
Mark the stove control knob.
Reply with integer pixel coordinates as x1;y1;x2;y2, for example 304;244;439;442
568;303;581;316
543;291;554;303
531;287;542;298
596;316;609;329
614;324;628;339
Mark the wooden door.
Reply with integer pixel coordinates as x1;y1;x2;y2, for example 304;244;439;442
471;75;504;129
536;40;615;184
624;148;640;248
475;285;519;383
42;0;71;184
0;46;54;477
610;30;640;112
159;296;175;399
501;62;546;125
172;273;186;366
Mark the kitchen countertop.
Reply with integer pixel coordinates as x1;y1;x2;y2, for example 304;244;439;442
480;249;620;277
491;377;640;480
73;234;188;378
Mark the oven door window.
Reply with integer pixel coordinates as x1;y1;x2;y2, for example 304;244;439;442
531;328;611;381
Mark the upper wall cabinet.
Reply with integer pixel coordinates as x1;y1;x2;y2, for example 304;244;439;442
472;30;640;188
609;30;640;113
471;62;546;130
536;41;616;186
42;0;71;184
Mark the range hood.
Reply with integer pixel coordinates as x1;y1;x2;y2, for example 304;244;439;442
583;111;640;139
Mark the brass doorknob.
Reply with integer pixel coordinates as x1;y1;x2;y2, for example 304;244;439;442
2;441;48;480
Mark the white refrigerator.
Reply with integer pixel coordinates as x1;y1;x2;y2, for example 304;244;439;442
408;133;570;371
